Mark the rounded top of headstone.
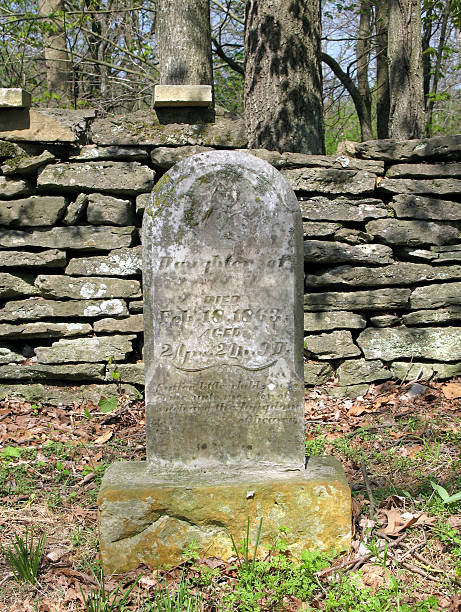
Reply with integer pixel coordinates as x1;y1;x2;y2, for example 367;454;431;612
156;150;297;202
143;150;300;249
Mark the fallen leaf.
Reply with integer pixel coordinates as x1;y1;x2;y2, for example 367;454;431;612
326;432;343;440
202;557;226;569
139;575;157;589
412;513;437;527
441;382;461;399
9;601;35;612
46;546;71;563
400;444;423;459
63;587;82;603
448;516;461;530
94;430;113;444
447;595;460;611
355;563;390;590
347;404;372;417
381;508;402;535
380;495;407;508
39;598;64;612
359;517;377;532
389;431;406;439
379;509;436;535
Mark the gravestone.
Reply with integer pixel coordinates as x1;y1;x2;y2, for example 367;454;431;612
98;151;351;573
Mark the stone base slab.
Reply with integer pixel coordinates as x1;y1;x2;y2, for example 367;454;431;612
98;457;351;573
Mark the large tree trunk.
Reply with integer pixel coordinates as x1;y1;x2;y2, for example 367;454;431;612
356;0;373;140
155;0;213;86
387;0;425;139
244;0;324;154
38;0;71;105
375;0;390;139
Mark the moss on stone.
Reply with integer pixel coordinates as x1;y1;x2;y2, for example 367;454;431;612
0;140;24;159
1;152;31;172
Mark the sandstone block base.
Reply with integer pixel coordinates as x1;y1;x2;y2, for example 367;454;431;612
98;457;351;573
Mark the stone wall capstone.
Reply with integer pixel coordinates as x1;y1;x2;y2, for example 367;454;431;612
0;107;459;403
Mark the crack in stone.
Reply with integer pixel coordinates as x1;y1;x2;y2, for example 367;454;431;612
110;512;227;544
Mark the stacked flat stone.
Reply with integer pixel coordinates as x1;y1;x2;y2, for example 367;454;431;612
0;105;459;403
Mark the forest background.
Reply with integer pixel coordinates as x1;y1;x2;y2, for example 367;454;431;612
0;0;460;154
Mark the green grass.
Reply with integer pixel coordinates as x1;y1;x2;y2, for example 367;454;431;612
222;550;331;611
2;527;46;585
146;574;203;611
80;566;142;612
319;577;439;612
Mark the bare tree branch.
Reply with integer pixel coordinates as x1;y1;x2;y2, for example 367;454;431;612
210;0;244;25
212;36;243;74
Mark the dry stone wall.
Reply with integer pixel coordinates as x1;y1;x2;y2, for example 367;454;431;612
0;107;459;404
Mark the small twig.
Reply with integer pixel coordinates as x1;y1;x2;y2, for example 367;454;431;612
400;560;441;581
382;548;437;581
350;555;371;572
412;551;445;573
317;553;373;577
400;535;426;562
360;462;376;519
345;425;393;439
399;358;414;387
384;536;445;580
0;573;13;587
318;534;407;577
305;419;337;424
407;368;424;385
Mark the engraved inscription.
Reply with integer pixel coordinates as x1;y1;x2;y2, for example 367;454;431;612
158;254;294;275
159;341;289;368
155;290;288;370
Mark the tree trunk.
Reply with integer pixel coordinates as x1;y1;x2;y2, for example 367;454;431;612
244;0;324;154
155;0;213;86
387;0;425;139
38;0;70;105
356;0;373;140
375;0;390;139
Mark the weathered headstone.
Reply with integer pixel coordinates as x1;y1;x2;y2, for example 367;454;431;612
144;151;305;468
98;151;351;573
